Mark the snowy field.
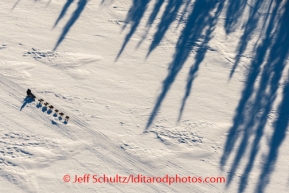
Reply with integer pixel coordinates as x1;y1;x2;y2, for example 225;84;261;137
1;0;289;192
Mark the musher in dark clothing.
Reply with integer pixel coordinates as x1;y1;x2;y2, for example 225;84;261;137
27;89;31;96
26;89;35;98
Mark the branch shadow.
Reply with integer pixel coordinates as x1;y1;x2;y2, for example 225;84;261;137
174;0;192;31
11;0;21;11
136;0;165;48
224;0;247;34
178;0;225;121
229;0;267;78
115;0;150;61
220;1;289;192
255;1;289;192
115;0;191;58
100;0;114;5
46;0;52;7
53;0;88;51
53;0;74;28
146;0;183;57
145;0;224;129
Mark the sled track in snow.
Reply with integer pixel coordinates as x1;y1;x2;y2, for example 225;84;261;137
0;73;184;192
0;73;222;192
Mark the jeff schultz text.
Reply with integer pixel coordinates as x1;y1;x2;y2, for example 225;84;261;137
70;174;226;185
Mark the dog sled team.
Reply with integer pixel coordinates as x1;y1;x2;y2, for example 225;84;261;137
26;89;69;122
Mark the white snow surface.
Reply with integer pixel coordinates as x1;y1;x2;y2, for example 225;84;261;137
1;0;289;192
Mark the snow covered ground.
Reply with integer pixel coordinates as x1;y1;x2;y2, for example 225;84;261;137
1;0;289;192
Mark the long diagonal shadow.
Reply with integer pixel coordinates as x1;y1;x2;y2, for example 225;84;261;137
220;0;289;192
146;0;223;129
255;78;289;193
11;0;21;10
46;0;52;7
146;0;183;57
115;0;149;61
178;0;224;121
54;0;74;28
229;0;265;78
136;0;165;48
174;0;191;30
53;0;87;51
220;0;279;171
224;0;247;34
255;2;289;192
146;0;165;26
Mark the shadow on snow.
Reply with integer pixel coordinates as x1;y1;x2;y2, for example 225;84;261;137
221;1;289;192
146;0;225;129
20;96;34;111
178;1;225;121
228;0;268;78
120;1;289;192
11;0;21;10
146;0;183;57
115;0;224;128
53;0;75;28
115;0;150;61
9;0;289;192
53;0;88;51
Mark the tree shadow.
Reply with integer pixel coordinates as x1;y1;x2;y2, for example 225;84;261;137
136;0;166;48
145;0;224;129
174;0;192;31
146;0;165;28
254;2;289;192
53;0;88;51
11;0;21;11
20;96;34;111
53;0;74;28
146;0;183;57
224;0;247;34
115;0;150;61
100;0;114;5
229;0;267;78
116;0;225;129
120;0;195;57
178;0;225;121
255;76;289;193
46;0;52;7
220;1;289;192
